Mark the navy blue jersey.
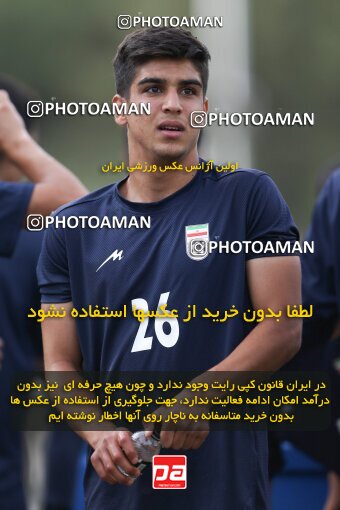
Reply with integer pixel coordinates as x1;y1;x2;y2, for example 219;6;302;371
282;170;340;476
0;229;43;509
0;229;43;368
302;169;340;346
37;167;298;510
0;182;33;257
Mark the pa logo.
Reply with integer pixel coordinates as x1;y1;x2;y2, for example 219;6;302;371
152;455;187;489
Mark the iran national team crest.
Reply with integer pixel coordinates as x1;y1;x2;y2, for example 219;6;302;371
185;223;209;261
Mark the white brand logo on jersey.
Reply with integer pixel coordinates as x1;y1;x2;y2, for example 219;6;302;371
96;249;124;272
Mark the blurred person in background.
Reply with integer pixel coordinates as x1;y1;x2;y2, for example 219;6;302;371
287;165;340;510
0;75;86;510
271;165;340;510
0;84;87;257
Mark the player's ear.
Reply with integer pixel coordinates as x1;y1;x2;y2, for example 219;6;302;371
112;94;128;127
203;97;208;113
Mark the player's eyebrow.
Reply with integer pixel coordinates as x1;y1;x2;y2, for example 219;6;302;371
137;77;202;88
179;79;202;88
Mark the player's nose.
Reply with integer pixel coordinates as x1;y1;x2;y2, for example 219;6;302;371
161;90;183;113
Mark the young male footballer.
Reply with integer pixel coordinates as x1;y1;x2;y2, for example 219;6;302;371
38;27;302;509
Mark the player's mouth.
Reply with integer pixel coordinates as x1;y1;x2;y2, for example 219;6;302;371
157;121;185;139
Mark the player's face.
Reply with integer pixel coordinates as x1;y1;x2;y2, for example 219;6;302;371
114;58;208;163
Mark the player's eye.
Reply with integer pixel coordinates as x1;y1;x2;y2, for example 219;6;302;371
182;88;196;95
145;86;161;93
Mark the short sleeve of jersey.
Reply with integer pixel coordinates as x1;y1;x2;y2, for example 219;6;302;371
37;224;71;303
0;182;33;257
245;173;299;259
302;171;340;344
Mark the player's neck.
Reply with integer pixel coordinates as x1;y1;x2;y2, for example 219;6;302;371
120;151;200;203
120;170;197;203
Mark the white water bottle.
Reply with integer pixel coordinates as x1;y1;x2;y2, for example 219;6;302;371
118;423;161;476
131;426;161;471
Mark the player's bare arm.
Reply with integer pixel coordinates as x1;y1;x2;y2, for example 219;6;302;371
210;256;302;373
41;302;141;486
0;90;87;215
154;256;302;449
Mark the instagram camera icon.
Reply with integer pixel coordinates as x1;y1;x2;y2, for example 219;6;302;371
117;15;132;29
27;214;44;231
190;111;207;128
27;101;44;118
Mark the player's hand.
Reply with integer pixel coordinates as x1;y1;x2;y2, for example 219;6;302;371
144;387;210;450
0;90;28;156
90;429;141;485
153;428;209;451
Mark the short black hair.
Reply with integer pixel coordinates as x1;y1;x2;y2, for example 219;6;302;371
0;74;40;132
113;27;211;97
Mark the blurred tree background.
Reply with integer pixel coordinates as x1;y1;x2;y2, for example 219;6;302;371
251;0;340;231
1;0;339;232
